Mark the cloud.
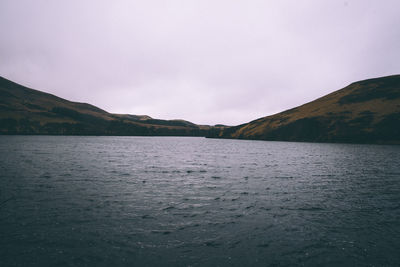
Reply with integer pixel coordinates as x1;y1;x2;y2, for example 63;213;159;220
1;0;399;125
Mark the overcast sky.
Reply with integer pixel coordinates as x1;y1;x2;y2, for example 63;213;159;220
1;0;399;125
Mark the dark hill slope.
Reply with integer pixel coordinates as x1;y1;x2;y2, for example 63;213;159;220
215;75;400;144
0;76;217;136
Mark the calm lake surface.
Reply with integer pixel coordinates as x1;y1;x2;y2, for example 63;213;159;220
1;136;399;266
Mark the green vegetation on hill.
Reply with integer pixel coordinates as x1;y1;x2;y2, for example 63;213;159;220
213;75;400;144
0;76;221;136
1;75;399;144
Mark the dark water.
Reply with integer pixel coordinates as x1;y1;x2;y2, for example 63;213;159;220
1;136;400;266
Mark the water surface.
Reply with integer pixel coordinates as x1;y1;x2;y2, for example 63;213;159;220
1;136;399;266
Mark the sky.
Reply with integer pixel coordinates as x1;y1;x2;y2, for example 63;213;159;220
1;1;399;125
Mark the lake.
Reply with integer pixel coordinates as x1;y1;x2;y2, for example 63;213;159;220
1;136;399;266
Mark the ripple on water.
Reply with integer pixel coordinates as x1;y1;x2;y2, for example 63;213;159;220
1;136;400;266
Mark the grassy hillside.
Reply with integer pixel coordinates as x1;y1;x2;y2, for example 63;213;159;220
215;75;400;144
2;75;398;143
0;76;220;136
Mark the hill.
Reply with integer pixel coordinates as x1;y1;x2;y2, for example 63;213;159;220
0;76;220;136
213;75;400;144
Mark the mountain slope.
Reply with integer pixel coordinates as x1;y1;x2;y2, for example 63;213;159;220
0;76;218;136
215;75;400;144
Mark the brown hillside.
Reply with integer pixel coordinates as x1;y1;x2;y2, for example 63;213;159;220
216;75;400;144
0;76;218;136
